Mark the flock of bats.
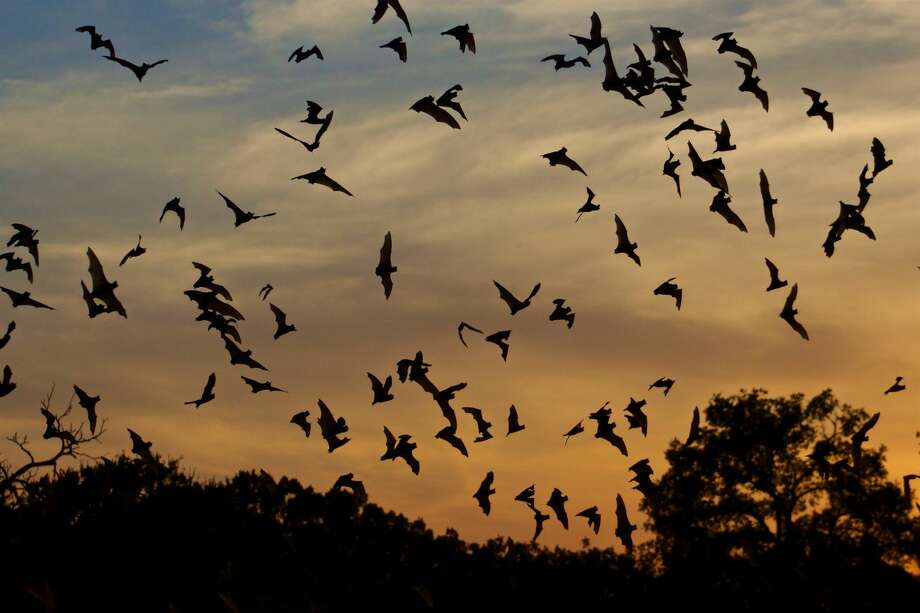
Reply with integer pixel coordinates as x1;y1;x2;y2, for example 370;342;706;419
1;2;917;548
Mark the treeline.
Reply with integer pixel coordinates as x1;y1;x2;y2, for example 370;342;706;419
1;389;919;612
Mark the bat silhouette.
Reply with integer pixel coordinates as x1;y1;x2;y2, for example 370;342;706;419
217;191;277;226
381;426;420;475
441;24;476;54
613;214;640;266
7;223;39;266
851;411;880;470
462;406;493;442
191;262;234;301
75;25;116;58
709;191;747;233
575;187;600;222
884;376;905;395
0;365;16;398
485;330;511;361
653;278;682;310
159;196;185;230
547;488;569;529
73;385;101;434
258;284;273;301
105;56;167;82
288;45;323;63
614;494;636;550
185;290;244;321
331;472;367;503
119;235;146;266
663;149;681;197
576;506;601;534
562;420;584;445
222;338;268;371
380;37;407;62
760;169;778;236
507;404;526;435
542;147;586;175
682;406;702;448
541;54;590;70
823;201;875;257
269;303;296;339
0;321;15;352
375;232;397;299
657;75;690;118
764;258;788;292
410;95;461;129
870;137;893;178
649;377;675;396
712;32;757;68
473;471;496;515
494;280;541;315
128;428;155;464
0;251;33;283
85;247;126;317
368;372;395;404
857;164;873;211
531;506;551;543
1;287;53;310
629;458;656;499
623;397;649;437
291;167;354;197
457;321;483;347
735;60;768;111
802;88;833;131
687;141;729;193
780;283;809;341
600;39;643;106
651;26;688;77
714;118;736;152
570;12;605;54
549;298;575;328
317;399;350;452
290;410;311;438
275;127;319;152
664;118;713;140
241;376;286;394
435;84;467;121
433;382;467;429
515;484;536;507
372;0;412;35
589;402;627;456
185;373;216;408
301;100;330;125
435;425;469;457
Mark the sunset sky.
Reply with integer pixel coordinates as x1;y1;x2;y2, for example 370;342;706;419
1;0;919;549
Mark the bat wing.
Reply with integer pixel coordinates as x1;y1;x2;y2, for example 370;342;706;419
106;56;139;71
217;191;245;222
390;0;412;34
379;232;392;267
203;373;216;396
317;173;354;196
371;0;387;24
801;87;821;103
493;281;518;310
269;303;287;327
525;283;541;303
275;127;308;146
86;248;110;293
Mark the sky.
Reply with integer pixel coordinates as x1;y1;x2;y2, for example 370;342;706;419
1;0;920;549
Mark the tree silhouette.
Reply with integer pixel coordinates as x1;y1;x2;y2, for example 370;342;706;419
0;386;105;504
643;389;920;610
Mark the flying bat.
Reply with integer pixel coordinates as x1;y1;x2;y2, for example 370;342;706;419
653;278;682;310
462;406;493;442
575;187;600;222
541;147;586;175
507;404;526;435
547;488;569;529
764;258;788;292
274;127;319;152
291;167;354;197
7;223;39;266
435;425;469;457
290;410;311;438
884;376;905;395
588;402;628;456
85;247;126;317
802;88;833;131
185;373;216;408
485;330;511;362
851;411;881;470
375;231;397;299
372;0;412;35
0;321;15;352
570;12;605;54
159;196;185;230
435;84;467;121
709;191;747;233
381;426;420;475
269;303;296;339
473;471;496;515
549;298;575;328
614;494;637;550
222;337;268;371
317;399;350;452
241;376;286;394
410;95;461;129
576;506;601;534
331;472;367;503
663;149;681;197
623;398;649;437
687;142;729;193
105;56;167;82
288;45;323;63
0;287;53;310
217;190;276;226
713;118;736;152
119;235;146;266
0;251;33;283
541;54;590;70
494;280;541;315
73;385;100;434
368;372;395;404
75;25;115;58
760;169;778;236
128;428;155;464
664;118;713;140
380;37;407;62
649;377;675;396
457;321;483;347
685;406;701;446
613;214;640;266
735;60;768;111
780;283;809;341
870;137;893;178
712;32;757;68
0;365;16;398
562;420;584;445
515;484;536;507
441;24;476;54
258;284;273;301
